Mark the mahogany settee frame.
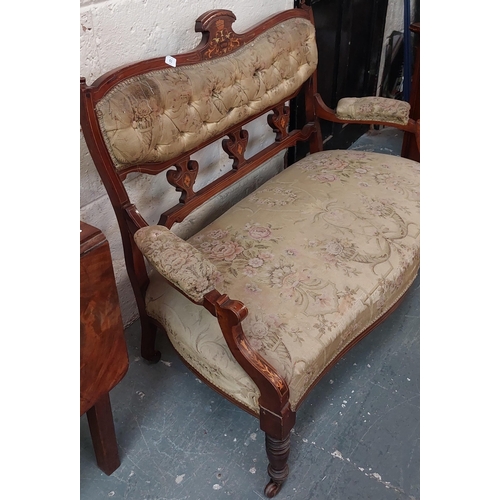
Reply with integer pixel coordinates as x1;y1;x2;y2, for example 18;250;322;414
80;3;419;496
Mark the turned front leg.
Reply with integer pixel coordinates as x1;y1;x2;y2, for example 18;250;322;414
264;433;291;498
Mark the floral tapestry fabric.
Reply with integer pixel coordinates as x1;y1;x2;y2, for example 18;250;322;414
145;150;420;413
134;225;221;304
336;97;410;125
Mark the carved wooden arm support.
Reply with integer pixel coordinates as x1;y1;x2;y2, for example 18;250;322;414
134;225;221;304
204;290;293;431
134;225;292;423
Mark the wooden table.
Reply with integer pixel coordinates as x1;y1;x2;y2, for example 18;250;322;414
80;221;129;475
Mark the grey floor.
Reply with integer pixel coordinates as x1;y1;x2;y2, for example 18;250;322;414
80;127;419;500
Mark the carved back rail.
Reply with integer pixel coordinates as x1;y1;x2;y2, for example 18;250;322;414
80;5;321;312
81;6;319;228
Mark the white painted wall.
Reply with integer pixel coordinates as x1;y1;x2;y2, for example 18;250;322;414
80;0;293;326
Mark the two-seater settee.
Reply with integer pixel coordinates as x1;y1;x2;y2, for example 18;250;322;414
80;4;420;496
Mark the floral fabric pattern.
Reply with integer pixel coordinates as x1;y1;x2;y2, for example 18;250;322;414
145;150;419;413
335;97;411;125
134;225;221;304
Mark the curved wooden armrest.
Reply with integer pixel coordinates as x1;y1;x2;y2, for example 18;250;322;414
135;226;290;416
134;225;221;304
204;290;291;418
134;224;289;415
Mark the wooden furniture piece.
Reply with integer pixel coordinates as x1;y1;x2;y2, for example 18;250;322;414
80;221;129;475
401;22;420;161
80;3;419;495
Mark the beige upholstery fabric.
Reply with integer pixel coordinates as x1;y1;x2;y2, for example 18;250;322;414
336;97;410;125
145;150;420;413
134;225;221;304
95;17;317;168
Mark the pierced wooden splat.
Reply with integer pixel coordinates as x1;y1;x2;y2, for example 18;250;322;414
195;10;243;60
222;128;249;170
166;158;199;203
267;105;290;141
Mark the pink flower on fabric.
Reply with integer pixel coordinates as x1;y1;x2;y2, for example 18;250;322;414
311;171;338;183
248;225;272;240
212;271;223;285
207;229;229;239
209;241;244;261
269;265;294;287
200;241;214;251
243;266;258;277
248;258;264;268
266;314;283;328
249;321;268;338
259;251;274;262
325;240;344;256
332;159;350;170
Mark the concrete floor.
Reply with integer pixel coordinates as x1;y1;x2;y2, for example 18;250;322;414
80;128;419;499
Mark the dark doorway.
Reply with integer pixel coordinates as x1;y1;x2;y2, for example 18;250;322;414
290;0;389;162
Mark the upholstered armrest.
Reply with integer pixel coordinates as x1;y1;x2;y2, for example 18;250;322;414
134;225;221;304
335;97;410;126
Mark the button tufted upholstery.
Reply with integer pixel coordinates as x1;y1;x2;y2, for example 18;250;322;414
96;17;317;169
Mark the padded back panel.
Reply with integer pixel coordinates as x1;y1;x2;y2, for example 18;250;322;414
96;17;317;169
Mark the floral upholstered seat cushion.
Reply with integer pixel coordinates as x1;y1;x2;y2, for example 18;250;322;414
145;150;420;413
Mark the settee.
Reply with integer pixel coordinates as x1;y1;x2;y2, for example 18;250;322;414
80;4;419;496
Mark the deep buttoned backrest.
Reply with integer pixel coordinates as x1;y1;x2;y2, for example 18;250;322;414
95;16;317;170
80;7;321;294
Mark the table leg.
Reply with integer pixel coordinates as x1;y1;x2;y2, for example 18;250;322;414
86;393;120;475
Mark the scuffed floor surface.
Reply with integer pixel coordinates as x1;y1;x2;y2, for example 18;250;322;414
81;128;419;499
